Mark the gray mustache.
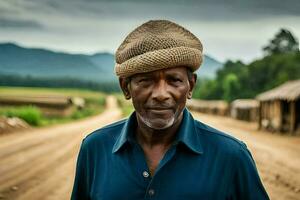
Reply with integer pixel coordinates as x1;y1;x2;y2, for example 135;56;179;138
146;104;174;109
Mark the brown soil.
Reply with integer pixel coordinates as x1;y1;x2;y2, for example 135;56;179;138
0;101;299;200
0;117;30;135
0;96;122;200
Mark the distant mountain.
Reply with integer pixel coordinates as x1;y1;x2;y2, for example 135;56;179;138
0;43;222;83
89;53;115;74
0;43;117;83
197;55;223;78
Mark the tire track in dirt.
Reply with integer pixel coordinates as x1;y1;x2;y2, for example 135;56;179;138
0;131;79;180
1;136;80;199
0;131;81;193
14;145;78;200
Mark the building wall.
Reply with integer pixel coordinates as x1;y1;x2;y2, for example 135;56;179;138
260;100;282;132
260;99;299;134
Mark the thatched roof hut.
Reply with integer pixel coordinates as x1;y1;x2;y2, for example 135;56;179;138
257;80;300;101
187;99;229;116
230;99;259;122
256;80;300;134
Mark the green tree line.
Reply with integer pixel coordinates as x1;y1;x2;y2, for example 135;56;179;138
193;28;300;102
0;74;121;93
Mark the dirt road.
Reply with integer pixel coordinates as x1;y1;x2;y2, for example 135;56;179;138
192;112;300;200
0;96;122;200
0;100;299;200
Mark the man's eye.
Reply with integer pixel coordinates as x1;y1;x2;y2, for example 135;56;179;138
171;78;182;82
139;78;150;82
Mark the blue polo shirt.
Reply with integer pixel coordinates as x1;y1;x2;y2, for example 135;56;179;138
71;108;269;200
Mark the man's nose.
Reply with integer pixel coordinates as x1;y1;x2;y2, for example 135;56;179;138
151;80;171;101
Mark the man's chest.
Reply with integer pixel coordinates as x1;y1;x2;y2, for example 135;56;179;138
89;147;234;200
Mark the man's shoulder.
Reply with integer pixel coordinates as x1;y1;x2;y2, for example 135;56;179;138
193;119;247;153
82;118;127;147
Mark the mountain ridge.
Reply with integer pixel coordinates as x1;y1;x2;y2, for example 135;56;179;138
0;42;222;83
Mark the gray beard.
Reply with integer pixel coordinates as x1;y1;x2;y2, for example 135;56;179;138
136;112;176;130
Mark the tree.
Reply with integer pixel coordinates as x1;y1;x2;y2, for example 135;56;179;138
263;28;299;55
222;73;241;102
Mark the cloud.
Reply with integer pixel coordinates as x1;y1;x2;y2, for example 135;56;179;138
68;0;300;21
0;0;299;62
4;0;297;24
0;18;44;29
1;0;300;30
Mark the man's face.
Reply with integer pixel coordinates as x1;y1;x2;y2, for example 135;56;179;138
120;67;196;130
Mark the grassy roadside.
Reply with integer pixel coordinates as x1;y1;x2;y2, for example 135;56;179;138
114;93;134;117
0;87;106;127
0;106;43;126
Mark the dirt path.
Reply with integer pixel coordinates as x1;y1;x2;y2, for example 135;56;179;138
0;95;122;200
1;101;299;200
192;112;300;200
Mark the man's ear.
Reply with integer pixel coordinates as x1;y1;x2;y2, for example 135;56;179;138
187;73;197;99
119;77;131;100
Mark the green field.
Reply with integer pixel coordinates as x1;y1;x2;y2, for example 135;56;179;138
0;86;105;98
0;86;106;126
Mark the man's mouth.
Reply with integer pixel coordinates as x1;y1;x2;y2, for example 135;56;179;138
147;107;173;114
148;107;172;110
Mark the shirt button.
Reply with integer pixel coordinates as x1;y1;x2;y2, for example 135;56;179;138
143;171;150;178
148;189;155;196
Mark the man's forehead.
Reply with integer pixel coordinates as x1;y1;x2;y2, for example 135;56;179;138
131;67;188;78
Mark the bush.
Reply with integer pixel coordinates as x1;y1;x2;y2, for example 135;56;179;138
1;106;43;126
71;96;106;120
115;94;134;117
71;109;94;120
85;97;106;106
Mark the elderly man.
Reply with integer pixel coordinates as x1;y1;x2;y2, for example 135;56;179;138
71;20;269;200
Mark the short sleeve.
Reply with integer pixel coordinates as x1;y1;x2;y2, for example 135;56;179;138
71;139;90;200
231;142;270;200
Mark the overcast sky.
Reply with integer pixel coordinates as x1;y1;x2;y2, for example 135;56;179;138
0;0;300;62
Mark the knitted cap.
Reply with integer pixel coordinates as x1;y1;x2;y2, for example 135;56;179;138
115;20;203;77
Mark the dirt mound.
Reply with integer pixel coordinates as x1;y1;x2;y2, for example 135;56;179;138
0;117;30;134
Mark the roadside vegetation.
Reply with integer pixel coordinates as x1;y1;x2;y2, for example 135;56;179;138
115;93;134;117
0;106;42;126
0;87;106;127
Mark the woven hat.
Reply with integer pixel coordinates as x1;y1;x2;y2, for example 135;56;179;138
115;20;203;77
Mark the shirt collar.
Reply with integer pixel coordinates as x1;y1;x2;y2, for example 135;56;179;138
112;112;136;153
175;108;203;154
112;108;203;154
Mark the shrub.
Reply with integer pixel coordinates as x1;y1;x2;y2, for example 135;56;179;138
1;106;43;126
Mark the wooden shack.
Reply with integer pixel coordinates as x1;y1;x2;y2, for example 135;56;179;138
230;99;259;122
0;95;78;117
256;80;300;134
187;99;229;116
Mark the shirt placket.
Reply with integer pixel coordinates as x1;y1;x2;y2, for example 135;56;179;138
137;145;177;200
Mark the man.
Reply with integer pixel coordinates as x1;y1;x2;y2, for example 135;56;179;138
71;20;269;200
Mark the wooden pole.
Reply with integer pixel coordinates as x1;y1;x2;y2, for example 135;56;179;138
258;101;262;129
290;101;296;134
278;100;282;132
